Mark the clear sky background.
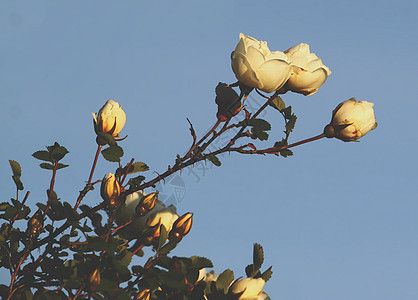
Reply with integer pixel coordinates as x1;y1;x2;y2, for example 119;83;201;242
1;1;417;299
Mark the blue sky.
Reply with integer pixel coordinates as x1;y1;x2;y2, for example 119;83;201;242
1;1;417;299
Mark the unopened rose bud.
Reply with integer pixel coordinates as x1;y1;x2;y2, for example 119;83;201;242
87;268;101;293
135;289;151;300
136;192;159;217
215;83;242;121
101;173;121;209
92;99;126;139
324;98;377;142
231;33;292;93
229;277;266;300
26;213;43;238
169;212;193;243
283;43;331;96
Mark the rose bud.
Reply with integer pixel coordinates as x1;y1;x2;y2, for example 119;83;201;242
87;268;101;293
215;83;242;121
100;173;121;209
229;277;266;300
26;214;43;238
231;33;292;93
324;98;377;142
92;99;126;138
169;212;193;243
135;289;151;300
136;192;159;217
283;43;331;96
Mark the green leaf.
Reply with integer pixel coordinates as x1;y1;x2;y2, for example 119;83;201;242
270;96;286;111
246;118;271;131
251;128;269;141
9;160;22;177
12;175;24;191
56;163;69;170
157;224;168;251
253;243;264;271
245;264;254;277
40;163;55;170
207;154;221;167
9;160;24;190
119;251;132;267
32;150;52;162
50;146;69;162
216;269;234;293
283;106;292;119
285;114;297;133
159;241;177;255
101;145;124;162
128;175;145;189
118;162;149;177
261;266;273;282
279;149;293;158
190;256;213;269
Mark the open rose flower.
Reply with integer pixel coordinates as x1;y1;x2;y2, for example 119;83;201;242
283;43;331;96
324;98;377;141
231;33;292;93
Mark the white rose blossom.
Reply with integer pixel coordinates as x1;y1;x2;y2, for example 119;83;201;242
231;33;292;93
115;191;166;235
283;43;331;96
324;98;377;142
229;277;266;300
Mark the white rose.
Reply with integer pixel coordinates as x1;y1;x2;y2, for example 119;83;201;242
324;98;377;142
146;206;179;234
92;99;126;138
229;277;265;300
115;191;165;234
283;43;331;96
231;33;292;93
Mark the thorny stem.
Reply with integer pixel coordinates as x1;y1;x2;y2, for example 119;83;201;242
74;145;102;210
124;91;322;197
8;248;30;300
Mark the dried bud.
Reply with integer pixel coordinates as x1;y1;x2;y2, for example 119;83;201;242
136;192;159;217
169;212;193;243
135;289;151;300
100;173;121;209
87;268;101;293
